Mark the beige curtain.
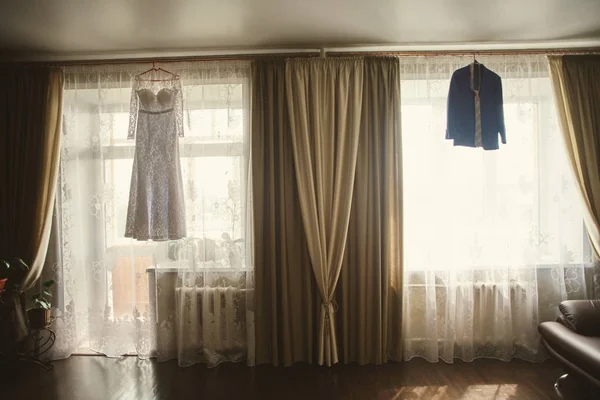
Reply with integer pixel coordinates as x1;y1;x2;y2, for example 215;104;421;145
549;55;600;296
252;57;404;366
252;59;320;365
0;66;63;335
285;58;364;366
337;57;403;364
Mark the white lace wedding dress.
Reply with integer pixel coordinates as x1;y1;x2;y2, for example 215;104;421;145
125;77;186;241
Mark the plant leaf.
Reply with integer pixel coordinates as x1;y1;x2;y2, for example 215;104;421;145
43;289;52;297
13;258;29;271
43;279;55;288
34;299;51;309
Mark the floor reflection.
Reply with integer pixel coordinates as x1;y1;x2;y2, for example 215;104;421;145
1;356;567;400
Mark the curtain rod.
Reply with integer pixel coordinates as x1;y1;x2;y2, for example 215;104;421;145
6;47;600;67
41;52;320;67
326;47;600;57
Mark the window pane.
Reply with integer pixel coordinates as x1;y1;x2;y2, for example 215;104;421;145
402;78;585;270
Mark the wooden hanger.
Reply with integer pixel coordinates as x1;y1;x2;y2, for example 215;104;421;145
135;61;179;81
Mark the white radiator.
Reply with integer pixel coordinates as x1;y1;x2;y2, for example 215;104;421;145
174;286;249;353
467;282;528;311
456;282;532;344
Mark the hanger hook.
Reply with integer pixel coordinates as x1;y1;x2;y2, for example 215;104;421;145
152;60;156;69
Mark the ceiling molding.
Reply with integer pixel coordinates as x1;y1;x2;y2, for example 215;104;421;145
4;39;600;63
3;47;321;63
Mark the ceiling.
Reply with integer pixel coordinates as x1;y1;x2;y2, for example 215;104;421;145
1;0;600;59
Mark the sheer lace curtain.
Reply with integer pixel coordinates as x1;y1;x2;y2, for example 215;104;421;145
46;61;253;367
400;55;592;362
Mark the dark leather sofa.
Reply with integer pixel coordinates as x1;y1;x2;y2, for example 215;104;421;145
539;300;600;395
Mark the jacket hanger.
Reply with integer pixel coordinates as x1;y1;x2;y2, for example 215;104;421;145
135;61;179;82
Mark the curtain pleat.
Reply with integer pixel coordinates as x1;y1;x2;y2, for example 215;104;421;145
549;55;600;297
0;65;63;337
337;57;403;364
24;70;64;290
252;60;319;365
285;58;364;366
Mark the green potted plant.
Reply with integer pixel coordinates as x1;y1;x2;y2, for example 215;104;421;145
28;280;55;330
0;258;30;356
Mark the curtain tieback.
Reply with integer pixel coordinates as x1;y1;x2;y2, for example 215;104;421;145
322;300;339;320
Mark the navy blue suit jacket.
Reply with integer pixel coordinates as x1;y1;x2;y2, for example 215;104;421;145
446;63;506;150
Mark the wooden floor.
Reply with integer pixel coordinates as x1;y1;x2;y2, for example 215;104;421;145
0;355;589;399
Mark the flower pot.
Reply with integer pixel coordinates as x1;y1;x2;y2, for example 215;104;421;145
0;278;7;294
28;308;51;330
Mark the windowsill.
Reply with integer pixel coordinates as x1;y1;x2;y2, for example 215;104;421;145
146;262;250;273
404;263;592;272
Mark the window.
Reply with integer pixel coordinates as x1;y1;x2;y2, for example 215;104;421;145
60;70;251;324
400;64;588;271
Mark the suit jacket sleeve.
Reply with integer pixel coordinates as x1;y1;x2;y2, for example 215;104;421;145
446;71;460;140
497;78;506;144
